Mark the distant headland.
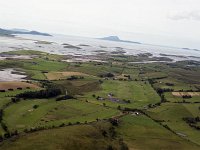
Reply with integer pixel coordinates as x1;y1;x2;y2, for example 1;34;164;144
0;28;51;37
99;36;141;44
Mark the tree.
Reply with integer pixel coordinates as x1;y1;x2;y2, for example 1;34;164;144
117;105;121;110
33;105;39;109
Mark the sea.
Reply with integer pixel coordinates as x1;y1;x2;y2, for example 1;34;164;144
0;34;200;62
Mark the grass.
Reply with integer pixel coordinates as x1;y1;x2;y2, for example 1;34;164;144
0;98;11;135
25;70;47;80
0;122;121;150
116;114;200;150
81;80;160;109
67;62;123;76
146;103;200;145
0;89;38;98
0;97;11;108
154;77;198;91
22;59;68;72
3;99;119;132
0;50;200;149
164;92;200;103
53;78;101;95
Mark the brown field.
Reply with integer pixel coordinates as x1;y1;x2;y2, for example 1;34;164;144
115;74;130;80
0;81;40;90
172;92;200;97
45;71;90;80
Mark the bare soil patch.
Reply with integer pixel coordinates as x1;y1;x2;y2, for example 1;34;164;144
45;71;90;80
172;92;200;97
0;81;39;90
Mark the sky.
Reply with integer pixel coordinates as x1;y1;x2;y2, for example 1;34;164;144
0;0;200;49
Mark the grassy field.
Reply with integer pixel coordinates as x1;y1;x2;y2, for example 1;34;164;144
1;115;199;150
81;80;160;109
3;99;119;132
116;114;200;150
0;97;11;108
0;121;123;150
52;78;101;95
67;62;123;76
22;59;68;72
146;103;200;145
0;98;11;135
0;50;200;149
153;77;198;91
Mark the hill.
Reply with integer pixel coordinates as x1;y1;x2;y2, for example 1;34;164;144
100;36;141;44
0;28;51;36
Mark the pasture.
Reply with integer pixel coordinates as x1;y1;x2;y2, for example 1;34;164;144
3;99;119;132
146;103;200;145
0;122;121;150
116;114;200;150
0;50;200;149
81;80;160;109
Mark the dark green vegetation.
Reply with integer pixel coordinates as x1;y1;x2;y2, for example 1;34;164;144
0;50;199;149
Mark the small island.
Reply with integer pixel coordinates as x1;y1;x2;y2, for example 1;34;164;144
99;36;141;44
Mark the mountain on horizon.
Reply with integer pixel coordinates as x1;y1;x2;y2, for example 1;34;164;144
10;28;30;32
0;28;51;36
100;36;141;44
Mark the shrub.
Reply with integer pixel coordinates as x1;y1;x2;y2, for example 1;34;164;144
33;105;39;109
56;95;74;101
16;88;62;99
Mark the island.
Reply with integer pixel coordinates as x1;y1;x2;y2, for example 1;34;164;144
99;36;141;44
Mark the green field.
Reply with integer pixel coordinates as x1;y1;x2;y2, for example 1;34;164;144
3;99;119;132
0;122;123;150
81;80;160;109
0;50;200;149
117;114;199;150
1;114;199;150
146;103;200;145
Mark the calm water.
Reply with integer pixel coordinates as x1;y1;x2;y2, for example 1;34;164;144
0;34;200;61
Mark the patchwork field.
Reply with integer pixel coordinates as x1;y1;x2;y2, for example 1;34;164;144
0;50;199;149
164;92;200;103
1;115;199;150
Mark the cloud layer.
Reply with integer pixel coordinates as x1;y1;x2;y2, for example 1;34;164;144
169;11;200;21
0;0;200;48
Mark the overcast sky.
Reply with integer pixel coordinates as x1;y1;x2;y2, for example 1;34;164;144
0;0;200;49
